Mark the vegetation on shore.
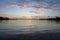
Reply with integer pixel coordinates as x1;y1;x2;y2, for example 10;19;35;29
0;16;60;20
0;17;9;20
40;17;60;20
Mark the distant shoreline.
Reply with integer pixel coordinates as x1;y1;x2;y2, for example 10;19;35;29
0;16;60;20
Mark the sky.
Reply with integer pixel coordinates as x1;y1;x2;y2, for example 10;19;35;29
0;0;60;18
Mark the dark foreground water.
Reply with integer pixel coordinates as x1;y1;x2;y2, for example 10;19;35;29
0;20;60;40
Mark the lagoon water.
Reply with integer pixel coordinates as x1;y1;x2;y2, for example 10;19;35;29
0;20;60;35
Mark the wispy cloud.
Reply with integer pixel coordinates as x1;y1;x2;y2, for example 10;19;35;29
30;11;40;14
0;0;60;16
0;11;8;16
18;5;53;11
0;0;60;10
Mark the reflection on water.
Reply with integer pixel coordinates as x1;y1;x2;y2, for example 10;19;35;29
0;20;60;34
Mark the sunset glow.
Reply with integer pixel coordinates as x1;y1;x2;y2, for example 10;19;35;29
0;0;60;18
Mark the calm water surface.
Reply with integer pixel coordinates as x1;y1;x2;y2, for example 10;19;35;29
0;20;60;34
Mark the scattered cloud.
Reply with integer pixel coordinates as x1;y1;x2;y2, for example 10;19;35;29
0;11;8;16
30;11;40;14
0;0;60;15
0;0;60;10
18;5;53;11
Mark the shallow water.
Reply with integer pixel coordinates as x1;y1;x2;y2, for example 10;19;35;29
0;20;60;34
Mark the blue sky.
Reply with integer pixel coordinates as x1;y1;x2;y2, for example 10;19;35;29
0;0;60;18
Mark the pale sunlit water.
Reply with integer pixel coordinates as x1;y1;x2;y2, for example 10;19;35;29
0;20;60;34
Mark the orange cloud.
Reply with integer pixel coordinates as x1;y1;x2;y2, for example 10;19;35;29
19;5;53;11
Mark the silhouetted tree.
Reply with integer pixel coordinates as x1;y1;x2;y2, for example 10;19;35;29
0;17;9;20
